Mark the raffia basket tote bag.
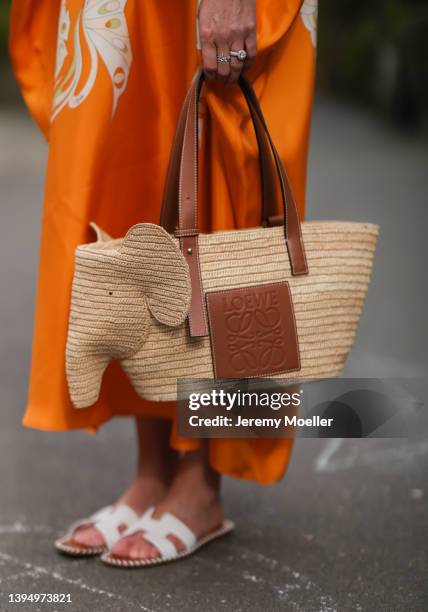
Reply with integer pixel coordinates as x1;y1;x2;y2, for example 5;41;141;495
66;70;379;408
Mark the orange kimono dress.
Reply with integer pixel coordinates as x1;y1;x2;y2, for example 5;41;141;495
9;0;317;484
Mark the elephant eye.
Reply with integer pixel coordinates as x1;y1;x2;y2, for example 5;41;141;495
108;290;113;296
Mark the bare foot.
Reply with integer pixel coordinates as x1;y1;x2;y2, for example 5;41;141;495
110;445;224;561
70;417;178;549
71;476;169;548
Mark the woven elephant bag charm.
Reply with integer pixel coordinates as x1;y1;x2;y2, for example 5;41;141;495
66;222;191;408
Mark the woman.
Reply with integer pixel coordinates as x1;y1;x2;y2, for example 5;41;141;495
9;0;317;565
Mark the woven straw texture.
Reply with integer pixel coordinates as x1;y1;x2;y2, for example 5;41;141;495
66;221;379;407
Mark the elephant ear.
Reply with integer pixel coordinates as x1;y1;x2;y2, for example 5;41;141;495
118;223;191;327
89;222;113;242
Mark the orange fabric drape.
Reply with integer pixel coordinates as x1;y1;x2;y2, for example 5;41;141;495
9;0;316;484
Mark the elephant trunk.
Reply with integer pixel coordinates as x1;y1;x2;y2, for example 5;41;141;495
66;346;111;409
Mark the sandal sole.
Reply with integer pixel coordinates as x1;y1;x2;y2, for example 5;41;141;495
100;520;235;568
54;540;106;558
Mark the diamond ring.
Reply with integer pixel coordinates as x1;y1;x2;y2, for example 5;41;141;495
217;54;231;63
230;49;247;61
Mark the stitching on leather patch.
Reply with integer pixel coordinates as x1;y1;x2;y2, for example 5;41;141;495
206;281;301;380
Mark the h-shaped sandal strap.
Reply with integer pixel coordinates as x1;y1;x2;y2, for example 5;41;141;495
122;506;157;536
158;513;197;551
63;504;114;540
142;532;177;559
93;504;139;550
124;507;197;559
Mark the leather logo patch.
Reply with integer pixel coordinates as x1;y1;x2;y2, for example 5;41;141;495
206;282;300;380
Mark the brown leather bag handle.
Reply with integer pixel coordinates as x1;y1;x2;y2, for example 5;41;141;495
161;70;308;271
238;76;308;276
160;82;195;235
160;74;281;233
162;69;308;336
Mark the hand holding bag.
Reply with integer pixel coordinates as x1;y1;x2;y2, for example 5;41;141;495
65;70;379;408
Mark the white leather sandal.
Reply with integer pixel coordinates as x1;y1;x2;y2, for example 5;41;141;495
100;506;234;568
55;504;139;557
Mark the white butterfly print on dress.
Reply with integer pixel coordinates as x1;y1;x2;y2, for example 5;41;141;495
300;0;318;48
54;2;71;79
52;0;133;122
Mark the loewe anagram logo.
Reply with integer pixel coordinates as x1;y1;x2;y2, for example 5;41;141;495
207;281;300;379
222;288;286;373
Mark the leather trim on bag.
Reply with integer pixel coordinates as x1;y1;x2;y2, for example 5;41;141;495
206;281;301;380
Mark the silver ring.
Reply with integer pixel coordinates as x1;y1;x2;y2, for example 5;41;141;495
217;54;231;63
230;49;247;61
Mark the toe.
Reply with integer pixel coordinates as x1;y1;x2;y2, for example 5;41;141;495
110;532;161;560
129;537;159;560
72;525;104;548
110;534;136;557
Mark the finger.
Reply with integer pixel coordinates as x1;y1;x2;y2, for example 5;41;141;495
201;41;218;81
228;40;245;83
216;43;231;82
243;32;257;71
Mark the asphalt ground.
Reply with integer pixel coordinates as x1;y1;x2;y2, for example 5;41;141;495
0;93;427;612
